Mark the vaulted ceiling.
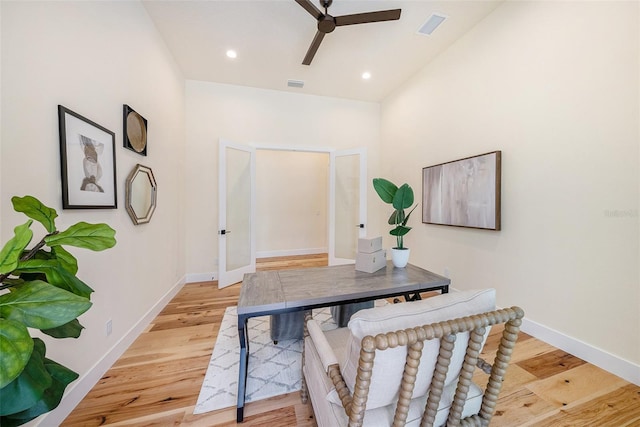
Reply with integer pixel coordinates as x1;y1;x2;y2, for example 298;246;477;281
142;1;502;102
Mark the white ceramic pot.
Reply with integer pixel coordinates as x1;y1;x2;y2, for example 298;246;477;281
391;248;410;268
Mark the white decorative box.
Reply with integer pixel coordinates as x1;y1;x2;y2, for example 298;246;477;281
357;237;383;254
355;249;387;273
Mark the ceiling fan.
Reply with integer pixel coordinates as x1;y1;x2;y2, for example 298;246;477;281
295;0;401;65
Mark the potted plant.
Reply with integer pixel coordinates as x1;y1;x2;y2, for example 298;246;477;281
372;178;417;268
0;195;116;426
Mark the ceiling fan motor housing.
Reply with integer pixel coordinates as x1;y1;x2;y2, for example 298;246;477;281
318;15;336;33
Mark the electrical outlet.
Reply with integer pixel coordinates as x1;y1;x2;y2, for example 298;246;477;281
444;267;450;278
106;319;112;336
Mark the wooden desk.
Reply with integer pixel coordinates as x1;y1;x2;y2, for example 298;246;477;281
235;262;450;422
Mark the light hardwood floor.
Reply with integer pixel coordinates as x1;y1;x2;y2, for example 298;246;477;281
63;254;640;426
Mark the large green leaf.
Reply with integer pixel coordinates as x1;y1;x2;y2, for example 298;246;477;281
390;225;412;237
0;280;91;330
388;210;405;226
0;339;51;416
51;246;78;275
392;183;414;210
44;222;116;251
0;319;34;388
41;319;84;339
373;178;397;204
14;259;93;298
11;196;58;234
0;221;33;274
401;205;418;227
1;351;78;424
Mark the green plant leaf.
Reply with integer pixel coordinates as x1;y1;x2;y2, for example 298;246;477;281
401;205;418;227
0;338;51;416
373;178;397;204
390;225;412;237
392;184;414;210
51;246;78;275
15;259;93;298
44;222;116;251
0;280;91;330
0;356;78;425
0;319;34;388
0;221;33;275
0;278;24;288
41;319;84;339
388;210;406;226
11;196;58;234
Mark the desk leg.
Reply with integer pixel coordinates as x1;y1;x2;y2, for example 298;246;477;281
237;314;249;423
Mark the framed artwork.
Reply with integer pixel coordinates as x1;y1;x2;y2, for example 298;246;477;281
123;104;147;156
422;151;501;230
58;105;117;209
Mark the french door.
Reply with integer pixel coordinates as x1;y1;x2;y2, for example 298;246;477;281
217;142;366;285
218;139;256;288
329;148;367;265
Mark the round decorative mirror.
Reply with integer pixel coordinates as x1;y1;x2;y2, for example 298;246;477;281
125;164;157;225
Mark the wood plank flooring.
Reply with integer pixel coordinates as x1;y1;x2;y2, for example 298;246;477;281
63;254;640;426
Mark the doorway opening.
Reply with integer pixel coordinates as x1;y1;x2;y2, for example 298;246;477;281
255;149;329;259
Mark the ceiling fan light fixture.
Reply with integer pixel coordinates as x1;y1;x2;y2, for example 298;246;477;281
417;13;447;36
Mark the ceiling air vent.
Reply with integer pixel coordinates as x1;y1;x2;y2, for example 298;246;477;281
287;79;305;88
417;13;447;36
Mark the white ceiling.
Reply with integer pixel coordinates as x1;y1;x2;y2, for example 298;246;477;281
142;1;502;102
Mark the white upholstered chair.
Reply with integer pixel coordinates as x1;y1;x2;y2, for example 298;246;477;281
301;288;524;427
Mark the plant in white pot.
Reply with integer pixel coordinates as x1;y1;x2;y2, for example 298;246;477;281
372;178;417;268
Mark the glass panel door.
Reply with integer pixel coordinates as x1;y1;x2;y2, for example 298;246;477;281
218;139;255;288
329;148;367;265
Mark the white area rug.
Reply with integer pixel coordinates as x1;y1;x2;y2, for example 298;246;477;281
193;306;337;414
194;301;387;414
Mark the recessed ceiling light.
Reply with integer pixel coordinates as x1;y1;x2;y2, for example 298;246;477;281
226;49;237;59
362;71;371;80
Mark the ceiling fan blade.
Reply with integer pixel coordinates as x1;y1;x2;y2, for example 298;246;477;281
335;9;401;26
295;0;323;20
302;31;325;65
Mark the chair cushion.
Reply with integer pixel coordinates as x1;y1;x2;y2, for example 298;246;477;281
340;288;496;410
304;330;484;427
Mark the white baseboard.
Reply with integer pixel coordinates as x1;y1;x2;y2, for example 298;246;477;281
33;275;187;427
256;247;327;258
521;317;640;386
185;249;328;283
187;272;217;282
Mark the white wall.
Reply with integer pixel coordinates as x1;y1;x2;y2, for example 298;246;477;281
185;80;382;277
381;0;639;379
1;1;185;423
255;150;328;257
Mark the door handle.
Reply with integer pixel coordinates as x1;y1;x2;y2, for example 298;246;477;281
219;229;231;235
356;224;365;228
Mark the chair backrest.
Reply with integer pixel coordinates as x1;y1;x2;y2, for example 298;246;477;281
329;289;524;426
341;289;496;410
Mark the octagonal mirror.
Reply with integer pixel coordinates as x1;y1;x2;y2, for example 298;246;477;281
125;164;157;225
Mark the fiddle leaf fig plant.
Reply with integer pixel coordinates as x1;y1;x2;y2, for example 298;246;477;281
0;195;116;426
373;178;417;250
